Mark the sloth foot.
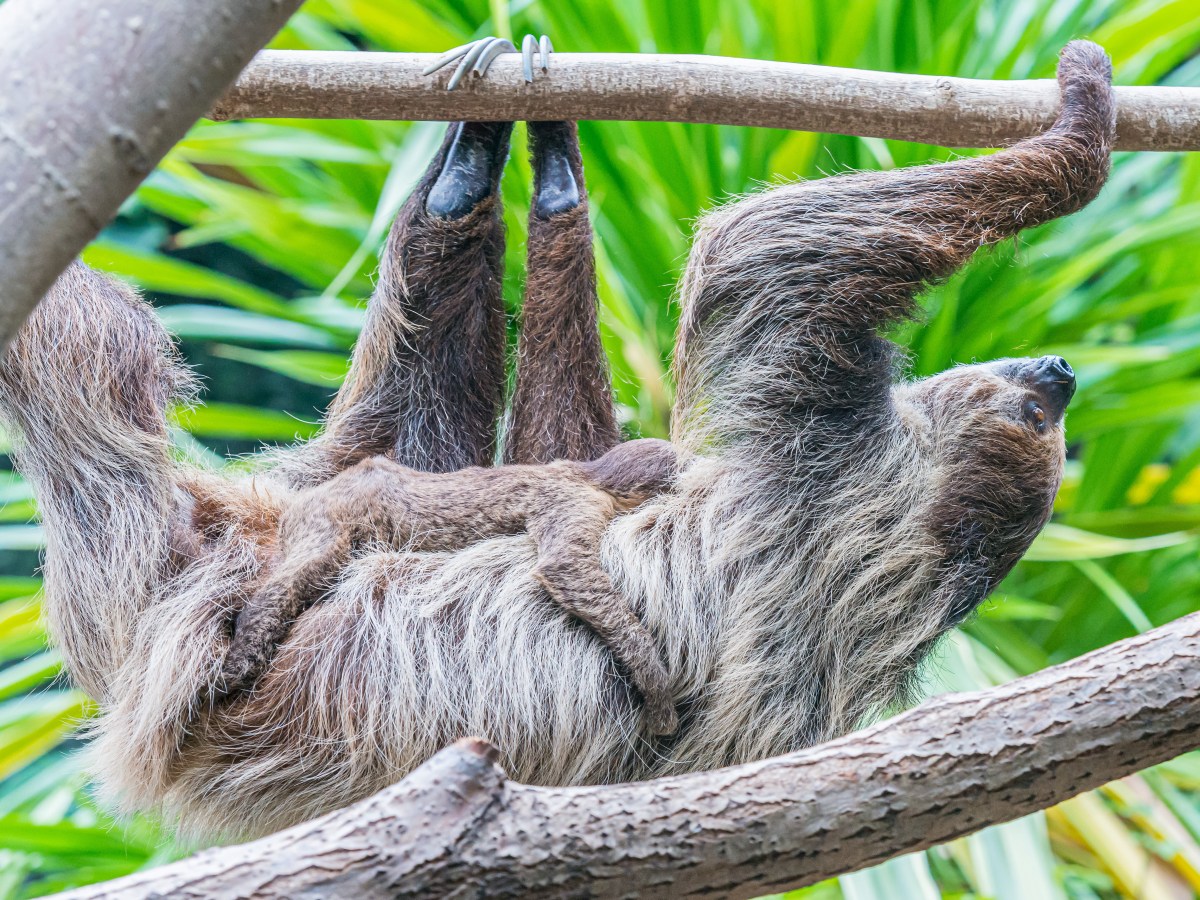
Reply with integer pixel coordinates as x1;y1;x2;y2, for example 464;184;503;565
423;33;558;219
630;656;679;736
210;647;260;704
530;121;581;218
426;120;514;219
427;33;575;219
643;693;680;737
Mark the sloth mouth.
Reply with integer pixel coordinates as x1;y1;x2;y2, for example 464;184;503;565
1023;355;1076;422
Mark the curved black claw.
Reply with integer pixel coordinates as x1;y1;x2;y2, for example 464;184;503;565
426;121;514;219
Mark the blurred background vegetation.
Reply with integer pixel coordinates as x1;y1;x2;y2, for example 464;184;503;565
0;0;1197;896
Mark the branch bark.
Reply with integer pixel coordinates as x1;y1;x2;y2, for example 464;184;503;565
210;51;1200;152
0;0;304;350
55;610;1200;899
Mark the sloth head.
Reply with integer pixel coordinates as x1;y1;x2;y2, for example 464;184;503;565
897;355;1076;623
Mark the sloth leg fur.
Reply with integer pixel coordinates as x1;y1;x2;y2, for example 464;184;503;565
294;121;515;482
673;41;1115;442
506;121;620;465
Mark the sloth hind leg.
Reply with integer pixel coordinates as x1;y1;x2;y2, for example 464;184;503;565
303;121;514;481
506;121;620;465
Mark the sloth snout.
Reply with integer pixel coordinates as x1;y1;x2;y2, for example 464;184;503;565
1028;355;1076;418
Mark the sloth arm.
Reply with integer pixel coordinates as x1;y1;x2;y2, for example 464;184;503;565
528;504;678;736
220;443;680;719
672;41;1114;433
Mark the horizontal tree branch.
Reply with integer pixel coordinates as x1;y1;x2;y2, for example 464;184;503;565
209;51;1200;151
58;610;1200;899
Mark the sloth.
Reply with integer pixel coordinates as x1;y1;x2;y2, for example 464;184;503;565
219;437;684;737
0;40;1113;838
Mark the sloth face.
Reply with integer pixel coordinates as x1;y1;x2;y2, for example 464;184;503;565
897;355;1076;620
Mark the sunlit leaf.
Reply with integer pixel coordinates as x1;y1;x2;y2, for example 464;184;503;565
1025;524;1194;562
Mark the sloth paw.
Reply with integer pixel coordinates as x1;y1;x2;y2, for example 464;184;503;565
210;654;257;704
426;121;514;219
530;120;581;218
644;695;680;737
629;657;679;736
210;631;271;703
422;33;554;89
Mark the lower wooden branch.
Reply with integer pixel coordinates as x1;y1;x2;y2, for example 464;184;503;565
57;611;1200;899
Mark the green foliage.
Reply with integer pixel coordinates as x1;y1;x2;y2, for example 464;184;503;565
0;0;1197;895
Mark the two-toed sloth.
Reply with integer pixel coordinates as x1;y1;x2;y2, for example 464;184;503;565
0;41;1113;838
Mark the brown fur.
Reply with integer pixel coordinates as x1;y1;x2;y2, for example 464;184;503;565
222;439;682;735
0;43;1115;839
294;122;512;481
506;121;620;464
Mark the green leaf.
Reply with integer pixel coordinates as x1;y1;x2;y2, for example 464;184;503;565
83;243;292;318
172;402;320;442
210;346;348;387
157;305;343;349
1025;524;1194;562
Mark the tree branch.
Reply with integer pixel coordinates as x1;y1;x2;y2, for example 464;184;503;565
55;611;1200;899
0;0;305;351
210;51;1200;152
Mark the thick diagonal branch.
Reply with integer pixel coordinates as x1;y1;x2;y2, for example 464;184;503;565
210;51;1200;151
0;0;304;351
54;611;1200;899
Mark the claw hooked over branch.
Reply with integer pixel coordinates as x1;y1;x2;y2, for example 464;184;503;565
424;34;554;90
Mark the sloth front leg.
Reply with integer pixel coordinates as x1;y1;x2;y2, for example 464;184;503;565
215;515;350;699
506;120;620;464
216;459;407;698
300;118;513;482
530;511;677;736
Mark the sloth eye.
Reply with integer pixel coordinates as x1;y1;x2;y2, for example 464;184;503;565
1023;401;1047;433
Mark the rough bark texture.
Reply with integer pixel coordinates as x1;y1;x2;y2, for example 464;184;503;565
210;50;1200;151
54;611;1200;899
0;0;304;349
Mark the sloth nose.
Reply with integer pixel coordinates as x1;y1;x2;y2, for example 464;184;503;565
1028;355;1076;417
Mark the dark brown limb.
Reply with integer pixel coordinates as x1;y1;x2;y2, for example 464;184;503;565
55;612;1200;899
216;520;349;699
301;121;513;482
506;121;619;464
529;508;675;735
218;456;421;696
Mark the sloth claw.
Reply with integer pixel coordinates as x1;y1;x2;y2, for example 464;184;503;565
521;34;554;82
422;36;516;90
424;34;554;90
